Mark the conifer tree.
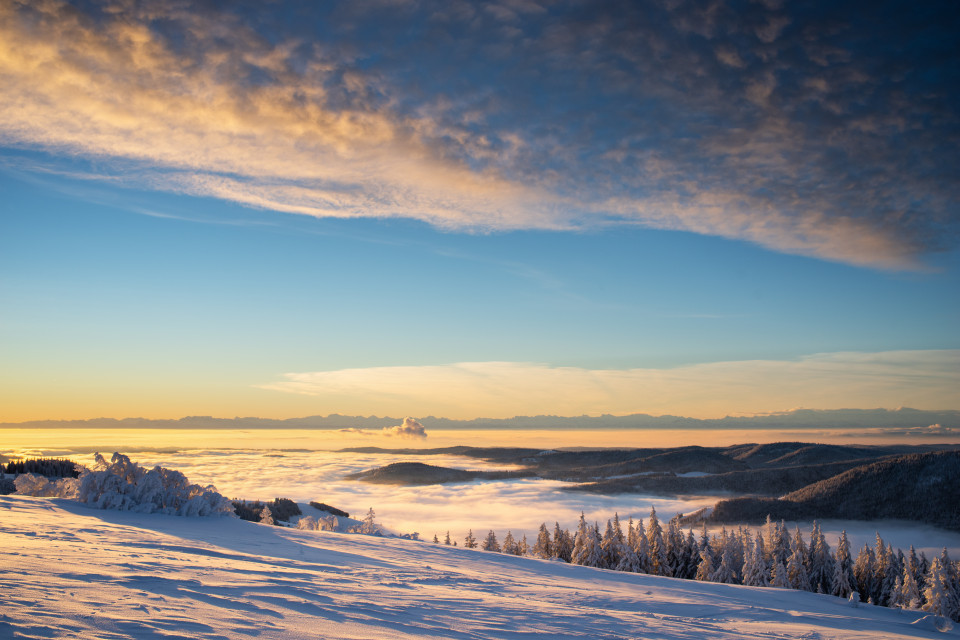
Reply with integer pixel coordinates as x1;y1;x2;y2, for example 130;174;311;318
742;536;769;587
831;531;855;599
572;513;589;565
647;507;670;576
518;534;529;556
923;557;958;620
634;517;651;574
900;563;922;610
787;546;810;591
853;545;875;603
771;559;790;588
627;517;637;550
481;530;500;552
464;529;477;549
600;519;623;569
259;505;274;526
807;521;834;594
615;534;642;573
444;531;452;545
534;523;552;559
433;534;439;543
553;523;573;562
711;546;737;584
502;531;519;555
695;547;714;582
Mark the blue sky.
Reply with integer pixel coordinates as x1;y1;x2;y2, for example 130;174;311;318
1;0;958;421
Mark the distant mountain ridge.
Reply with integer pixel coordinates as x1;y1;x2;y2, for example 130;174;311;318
3;407;958;431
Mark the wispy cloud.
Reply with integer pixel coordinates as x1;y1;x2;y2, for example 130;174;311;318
259;351;960;420
1;1;956;269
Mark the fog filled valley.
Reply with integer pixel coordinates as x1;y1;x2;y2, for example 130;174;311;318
4;429;960;639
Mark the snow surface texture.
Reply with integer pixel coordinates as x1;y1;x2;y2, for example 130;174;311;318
2;496;956;640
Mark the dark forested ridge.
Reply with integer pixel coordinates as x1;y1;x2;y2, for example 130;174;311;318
711;450;960;530
348;442;960;530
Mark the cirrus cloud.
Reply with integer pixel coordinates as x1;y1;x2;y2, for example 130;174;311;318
1;1;956;270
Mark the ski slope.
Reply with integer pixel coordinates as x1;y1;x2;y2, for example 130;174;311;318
1;496;955;640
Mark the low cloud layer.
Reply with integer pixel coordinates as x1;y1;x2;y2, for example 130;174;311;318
2;1;957;269
261;350;960;420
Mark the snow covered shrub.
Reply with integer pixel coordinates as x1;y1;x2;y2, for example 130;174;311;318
15;473;80;499
77;452;235;516
296;516;317;530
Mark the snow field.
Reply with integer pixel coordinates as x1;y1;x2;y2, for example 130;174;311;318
1;496;955;640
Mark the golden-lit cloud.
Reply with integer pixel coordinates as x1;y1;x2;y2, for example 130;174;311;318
260;350;960;420
0;1;945;269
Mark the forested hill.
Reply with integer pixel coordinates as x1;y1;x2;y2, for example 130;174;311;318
710;450;960;530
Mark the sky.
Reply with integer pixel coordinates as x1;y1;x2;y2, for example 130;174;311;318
1;0;958;422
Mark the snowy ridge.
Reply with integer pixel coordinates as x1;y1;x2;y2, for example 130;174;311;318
2;496;956;640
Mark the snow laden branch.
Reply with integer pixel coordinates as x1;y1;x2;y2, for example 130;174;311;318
16;452;234;517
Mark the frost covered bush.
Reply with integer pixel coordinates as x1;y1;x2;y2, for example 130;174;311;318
75;452;235;516
14;473;80;499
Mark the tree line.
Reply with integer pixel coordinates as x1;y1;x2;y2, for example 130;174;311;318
440;509;960;622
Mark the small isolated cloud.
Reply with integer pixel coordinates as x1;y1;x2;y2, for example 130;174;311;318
383;418;428;439
338;418;427;439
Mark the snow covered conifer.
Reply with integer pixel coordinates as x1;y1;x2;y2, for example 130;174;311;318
481;530;500;552
853;546;875;603
771;559;790;589
259;505;274;525
600;519;622;569
711;547;737;584
901;563;922;609
534;523;552;559
695;547;714;582
633;517;650;574
807;521;834;595
788;546;810;591
831;531;855;599
519;535;529;556
647;508;670;576
572;513;589;564
464;529;477;549
360;508;379;535
742;536;769;587
923;557;958;620
444;531;452;545
502;531;519;555
553;523;573;562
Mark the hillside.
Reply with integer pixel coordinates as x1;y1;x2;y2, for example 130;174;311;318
2;496;954;640
711;450;960;530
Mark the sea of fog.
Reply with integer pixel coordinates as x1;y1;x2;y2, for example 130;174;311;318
3;427;959;557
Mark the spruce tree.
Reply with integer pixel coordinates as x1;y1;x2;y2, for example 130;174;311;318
534;523;552;559
853;546;875;603
831;531;855;599
647;507;670;576
502;531;519;555
464;529;477;549
518;534;529;556
695;547;714;582
444;531;452;545
259;505;274;526
807;521;834;594
742;536;769;587
901;563;922;610
634;517;651;574
481;530;500;552
787;546;810;591
771;559;790;589
572;513;590;565
923;557;958;620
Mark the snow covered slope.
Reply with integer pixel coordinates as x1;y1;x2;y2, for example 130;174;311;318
1;496;954;640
